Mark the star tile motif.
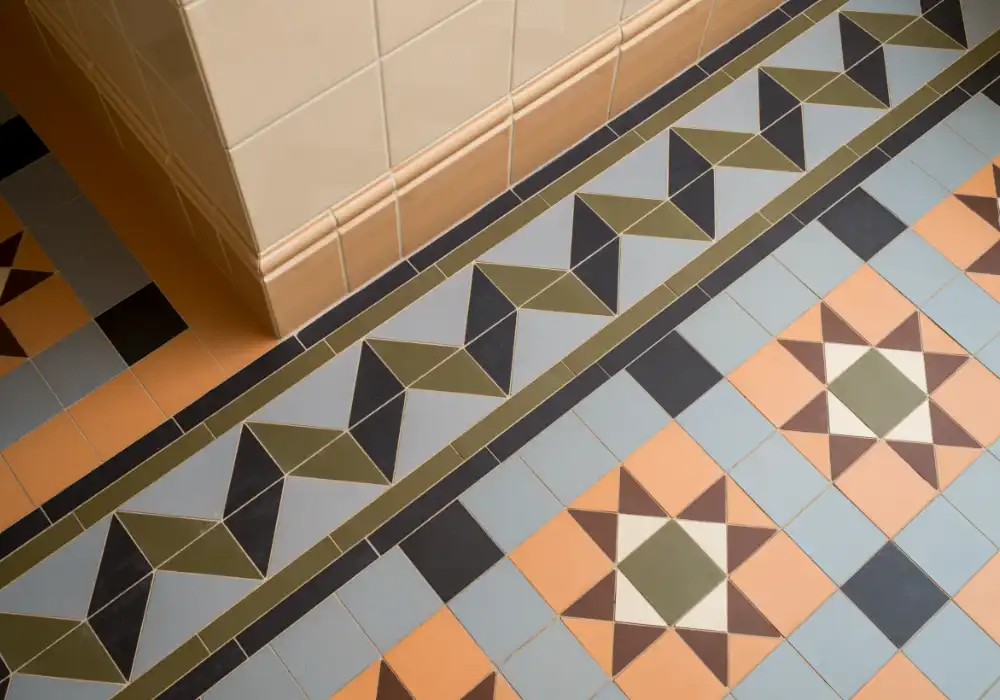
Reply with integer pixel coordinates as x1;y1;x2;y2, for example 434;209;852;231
0;230;53;307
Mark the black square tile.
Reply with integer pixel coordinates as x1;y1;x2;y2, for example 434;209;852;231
0;116;49;180
818;188;907;260
95;283;187;365
842;542;948;647
986;78;1000;109
401;501;503;602
625;331;722;417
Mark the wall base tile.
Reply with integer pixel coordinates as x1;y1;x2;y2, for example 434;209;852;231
701;0;785;57
339;195;402;292
263;231;347;337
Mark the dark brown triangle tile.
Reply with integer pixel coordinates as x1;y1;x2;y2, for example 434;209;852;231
821;304;867;345
887;441;938;488
878;313;922;351
969;240;1000;274
0;231;21;267
830;435;877;479
778;339;826;382
727;525;775;573
564;571;616;620
676;628;728;685
781;393;829;434
930;402;980;448
0;269;51;305
619;468;667;516
613;623;666;675
378;661;414;699
728;582;780;637
570;509;618;561
993;165;1000;196
957;195;1000;232
679;479;726;523
462;672;496;700
0;318;26;357
925;353;968;393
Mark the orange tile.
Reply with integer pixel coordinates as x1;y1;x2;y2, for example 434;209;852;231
132;330;226;415
730;532;835;636
956;553;1000;644
726;477;775;528
932;360;1000;446
824;266;914;345
616;630;727;700
624;423;724;516
969;271;1000;303
563;617;614;675
778;304;823;342
68;372;165;460
0;456;33;530
914;196;1000;269
783;431;832;479
853;653;944;700
919;313;966;355
0;274;89;355
956;164;999;198
494;674;518;700
730;339;823;427
12;231;54;271
2;412;100;504
385;608;492;700
935;445;982;489
0;197;20;240
570;467;620;512
835;441;935;537
510;510;614;612
330;660;380;699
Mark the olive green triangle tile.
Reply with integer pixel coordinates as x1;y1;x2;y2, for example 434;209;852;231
841;11;914;42
477;262;564;307
366;339;457;386
0;613;76;670
807;74;888;108
720;136;802;172
293;433;389;485
626;200;712;241
413;348;506;397
760;67;839;101
673;128;755;165
247;422;340;473
116;512;215;569
888;17;964;49
21;623;124;683
159;524;262;579
577;193;660;233
523;273;614;316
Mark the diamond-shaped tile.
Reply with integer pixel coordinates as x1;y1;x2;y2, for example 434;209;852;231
829;349;925;437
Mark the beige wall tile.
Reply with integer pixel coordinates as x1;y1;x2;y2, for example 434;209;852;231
375;0;478;54
265;231;347;336
178;188;233;277
183;0;377;147
702;0;783;55
511;50;616;183
381;0;514;165
340;196;401;291
612;0;712;116
230;64;388;251
622;0;657;18
511;0;622;87
398;120;510;255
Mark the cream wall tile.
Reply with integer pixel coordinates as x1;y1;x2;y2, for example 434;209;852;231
702;0;783;54
375;0;478;54
230;64;388;250
381;0;514;165
183;0;377;147
622;0;657;18
511;0;622;87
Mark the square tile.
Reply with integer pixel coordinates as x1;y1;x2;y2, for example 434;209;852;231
0;274;89;355
460;456;563;552
895;496;996;595
58;235;150;316
132;331;227;416
594;683;628;700
678;293;772;375
96;283;188;365
774;221;864;298
0;155;81;226
913;195;1000;270
904;602;1000;700
572;371;672;461
870;230;961;307
518;412;619;506
0;362;61;449
853;652;945;700
25;195;121;270
401;501;503;602
978;334;1000;377
730;433;827;527
337;546;443;653
33;321;127;406
842;542;948;648
615;630;727;699
861;155;950;226
67;371;165;460
502;620;608;700
626;332;723;417
2;412;100;504
946;451;1000;545
828;349;925;437
933;360;1000;447
450;558;555;664
818;189;909;262
824;265;914;346
726;257;818;335
789;591;896;697
787;487;887;585
204;647;305;700
923;274;1000;354
944;94;1000;160
955;554;1000;644
905;125;992;192
731;641;839;700
676;380;774;471
729;338;825;428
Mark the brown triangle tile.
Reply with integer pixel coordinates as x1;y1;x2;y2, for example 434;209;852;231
778;339;826;382
462;672;496;700
0;318;26;358
564;572;616;620
830;435;877;479
887;441;938;488
781;393;829;434
925;353;968;393
820;304;867;345
619;468;667;516
378;661;413;699
676;629;728;686
957;195;1000;232
930;402;980;448
613;623;666;675
994;165;1000;196
727;582;780;637
569;509;618;561
0;269;51;305
0;231;21;267
678;478;726;523
727;525;775;573
878;313;922;351
970;240;1000;274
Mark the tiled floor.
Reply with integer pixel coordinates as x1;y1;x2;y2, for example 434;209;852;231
4;0;1000;697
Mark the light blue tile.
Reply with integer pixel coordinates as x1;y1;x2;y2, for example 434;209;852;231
977;334;1000;379
204;648;306;700
726;257;819;335
59;235;151;316
730;433;827;526
895;496;997;595
678;294;772;375
945;94;1000;160
502;621;608;700
775;221;863;297
945;451;1000;546
732;642;839;700
33;322;127;406
593;683;629;700
870;230;960;306
904;602;1000;700
0;362;62;450
0;154;81;225
677;380;773;471
861;155;950;226
923;275;1000;353
24;195;121;270
905;124;991;192
572;371;671;461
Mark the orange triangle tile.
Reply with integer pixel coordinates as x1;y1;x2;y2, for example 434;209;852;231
571;466;621;512
564;617;614;675
779;304;823;342
728;634;781;687
331;660;381;699
968;272;1000;304
958;164;999;198
11;234;53;272
494;674;519;700
726;478;775;528
919;314;966;355
782;431;832;479
935;445;983;489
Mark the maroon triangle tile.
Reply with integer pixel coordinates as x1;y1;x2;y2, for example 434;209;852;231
957;194;1000;232
887;441;938;488
0;319;26;358
619;468;666;517
563;572;616;620
925;353;968;393
727;525;775;573
970;240;1000;274
378;661;413;699
462;673;496;700
727;582;780;637
821;304;867;345
676;629;728;685
878;313;922;351
778;339;826;382
0;231;21;267
570;509;618;561
0;269;51;305
929;402;980;448
994;165;1000;196
781;393;830;434
678;479;726;523
830;435;877;479
612;622;666;675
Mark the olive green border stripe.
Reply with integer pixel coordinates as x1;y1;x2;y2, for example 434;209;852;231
720;14;817;81
930;30;1000;94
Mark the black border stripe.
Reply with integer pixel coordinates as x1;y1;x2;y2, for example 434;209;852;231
0;508;48;560
879;86;972;158
609;66;709;135
410;190;522;271
699;215;805;297
792;149;891;223
698;8;791;75
157;641;246;700
512;126;618;201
